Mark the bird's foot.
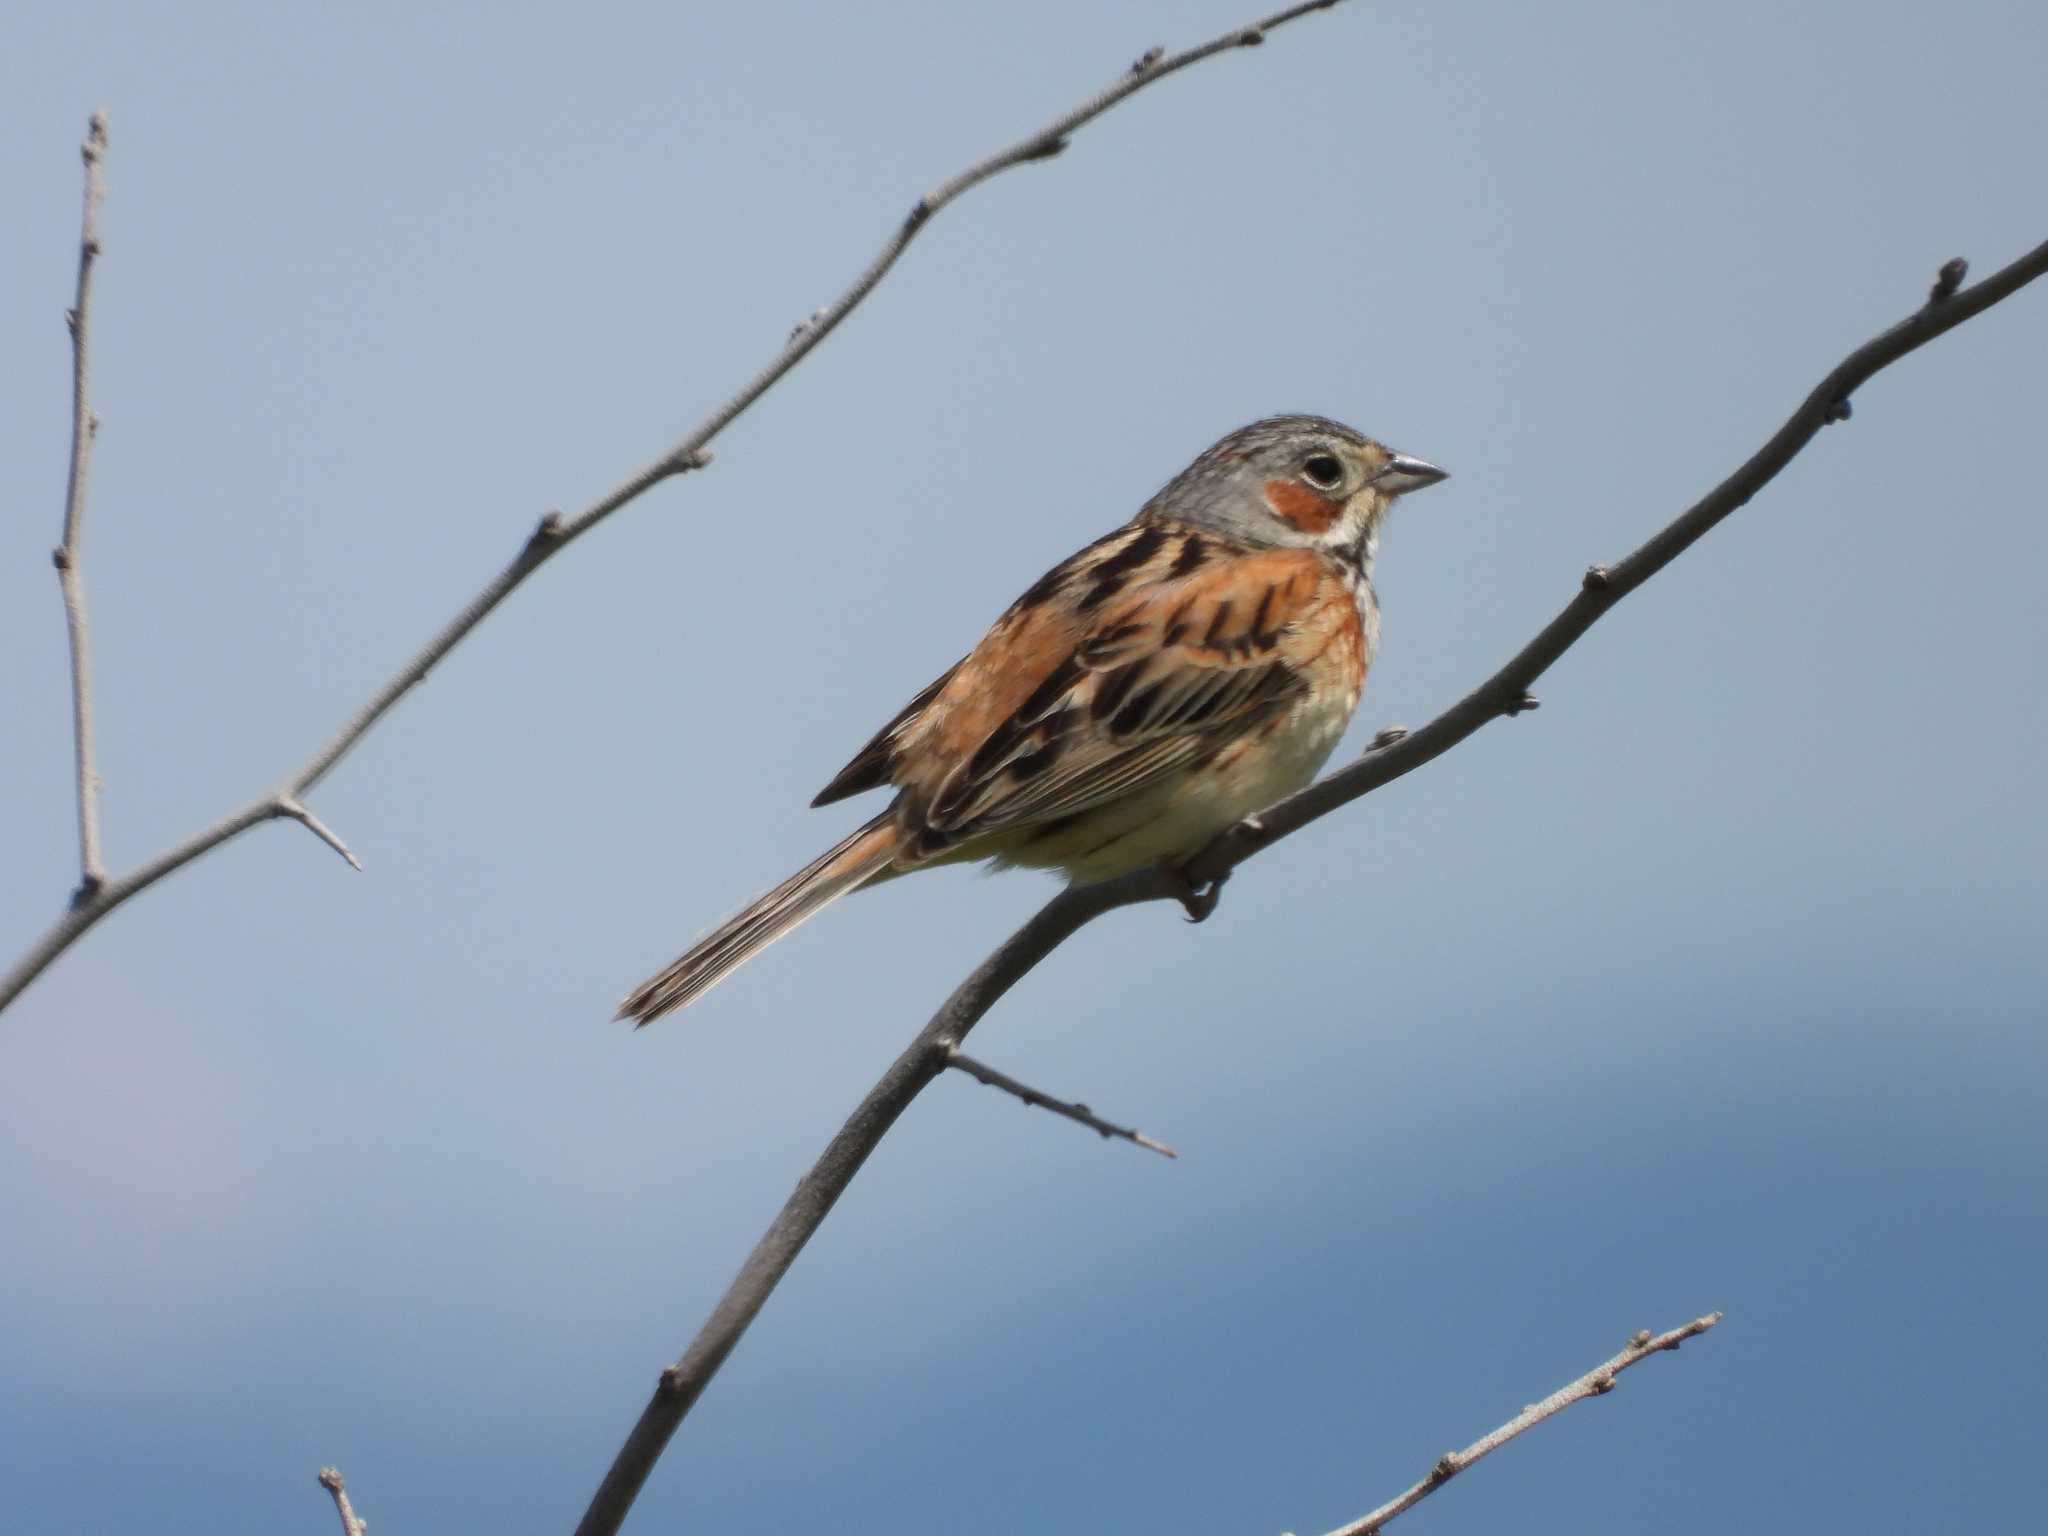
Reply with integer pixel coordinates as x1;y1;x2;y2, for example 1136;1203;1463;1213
1158;859;1228;923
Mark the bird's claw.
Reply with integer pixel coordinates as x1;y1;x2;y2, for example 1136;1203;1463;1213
1159;860;1228;923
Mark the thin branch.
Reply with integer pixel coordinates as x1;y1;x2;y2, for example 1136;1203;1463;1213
575;237;2046;1535
1316;1312;1722;1536
572;894;1108;1536
317;1468;367;1536
1;1;1352;1018
942;1040;1178;1158
55;111;109;896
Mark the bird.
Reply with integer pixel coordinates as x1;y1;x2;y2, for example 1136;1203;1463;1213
617;415;1445;1025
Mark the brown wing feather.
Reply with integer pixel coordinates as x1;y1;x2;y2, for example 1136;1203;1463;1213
812;659;961;807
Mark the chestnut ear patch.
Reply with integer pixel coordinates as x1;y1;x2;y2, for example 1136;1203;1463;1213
1263;479;1342;534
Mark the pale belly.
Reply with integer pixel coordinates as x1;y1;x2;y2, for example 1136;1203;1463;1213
982;688;1355;884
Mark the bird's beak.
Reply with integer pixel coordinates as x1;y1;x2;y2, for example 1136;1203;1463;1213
1375;453;1448;496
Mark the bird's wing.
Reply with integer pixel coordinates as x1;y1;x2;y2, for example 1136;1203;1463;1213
812;659;962;807
809;521;1144;808
886;525;1351;857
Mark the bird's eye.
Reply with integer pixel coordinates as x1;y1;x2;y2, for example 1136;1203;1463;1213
1301;454;1344;490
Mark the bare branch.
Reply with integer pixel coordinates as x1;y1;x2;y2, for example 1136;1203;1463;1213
1317;1313;1723;1536
575;237;2045;1536
942;1040;1178;1158
55;111;109;897
317;1467;367;1536
1;1;1352;1017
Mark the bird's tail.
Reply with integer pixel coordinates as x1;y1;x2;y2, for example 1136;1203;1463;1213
615;813;902;1026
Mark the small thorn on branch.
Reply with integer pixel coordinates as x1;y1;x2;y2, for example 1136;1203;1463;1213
1824;396;1853;424
278;798;362;871
1582;564;1613;591
1504;692;1541;717
1928;257;1968;304
941;1041;1178;1158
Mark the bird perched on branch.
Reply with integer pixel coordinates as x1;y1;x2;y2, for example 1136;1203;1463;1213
618;415;1445;1024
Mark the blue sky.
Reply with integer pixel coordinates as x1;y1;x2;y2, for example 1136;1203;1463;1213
3;2;2044;1531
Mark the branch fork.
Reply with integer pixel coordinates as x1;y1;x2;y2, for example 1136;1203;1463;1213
275;798;361;871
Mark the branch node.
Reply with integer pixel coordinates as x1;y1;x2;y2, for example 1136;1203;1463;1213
1824;396;1853;424
1131;45;1165;73
1928;256;1968;304
69;875;104;909
1589;1374;1617;1394
1582;564;1613;591
1629;1328;1652;1348
905;197;932;234
1020;133;1069;162
1430;1455;1459;1482
526;510;566;552
1504;692;1541;717
1239;27;1267;45
788;307;831;342
1368;724;1409;752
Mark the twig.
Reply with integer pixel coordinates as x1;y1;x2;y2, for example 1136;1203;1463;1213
317;1467;367;1536
278;797;362;872
941;1040;1178;1157
55;111;109;898
0;0;1351;1017
1316;1313;1723;1536
574;238;2046;1536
